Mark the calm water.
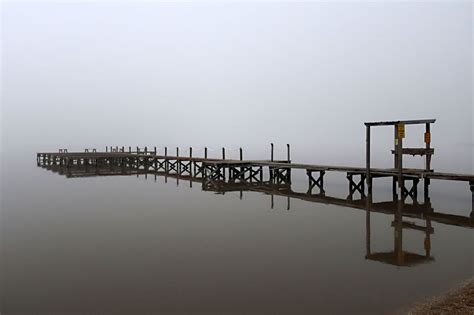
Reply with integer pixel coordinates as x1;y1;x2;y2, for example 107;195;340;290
1;155;473;314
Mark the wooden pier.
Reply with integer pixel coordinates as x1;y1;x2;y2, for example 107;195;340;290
37;119;474;219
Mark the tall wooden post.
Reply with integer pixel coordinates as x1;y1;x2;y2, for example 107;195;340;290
122;146;124;153
145;147;148;155
424;123;431;204
222;147;225;160
366;126;372;196
154;146;157;155
165;147;168;172
204;147;208;159
271;143;274;162
190;147;192;158
129;146;131;153
136;146;139;154
396;124;404;194
176;147;179;157
240;148;243;161
287;144;290;162
425;123;431;171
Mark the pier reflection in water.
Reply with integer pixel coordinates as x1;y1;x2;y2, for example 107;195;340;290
38;162;473;269
2;157;470;314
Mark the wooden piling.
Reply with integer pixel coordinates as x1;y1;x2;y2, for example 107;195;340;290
287;144;290;162
470;182;474;219
271;143;274;162
425;123;431;171
396;124;404;195
222;147;225;160
366;126;371;196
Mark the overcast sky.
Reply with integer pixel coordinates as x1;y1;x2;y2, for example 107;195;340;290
1;1;472;172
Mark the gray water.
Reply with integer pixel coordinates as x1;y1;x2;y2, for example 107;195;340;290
1;154;472;314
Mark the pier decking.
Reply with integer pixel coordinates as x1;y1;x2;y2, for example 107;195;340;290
37;119;474;219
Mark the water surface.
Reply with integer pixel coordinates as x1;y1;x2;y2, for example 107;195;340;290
1;155;473;314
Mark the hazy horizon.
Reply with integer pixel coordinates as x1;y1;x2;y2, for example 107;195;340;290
2;1;472;172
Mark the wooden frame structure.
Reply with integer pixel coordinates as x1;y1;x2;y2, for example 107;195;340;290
365;119;436;201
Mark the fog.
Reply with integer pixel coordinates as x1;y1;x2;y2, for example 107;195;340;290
1;2;472;172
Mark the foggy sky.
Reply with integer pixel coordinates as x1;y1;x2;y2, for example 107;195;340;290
1;2;472;172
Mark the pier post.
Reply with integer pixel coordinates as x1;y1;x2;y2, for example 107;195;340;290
154;147;157;155
136;146;139;154
425;123;431;171
424;178;431;204
392;176;398;201
287;144;290;162
366;125;372;196
122;146;124;152
176;147;180;174
470;182;474;220
106;147;108;153
239;147;243;182
145;147;148;155
205;147;208;159
222;147;225;160
190;147;192;158
271;143;274;162
129;146;131;153
165;147;168;171
396;123;404;198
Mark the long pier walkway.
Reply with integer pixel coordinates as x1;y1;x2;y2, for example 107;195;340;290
37;119;474;218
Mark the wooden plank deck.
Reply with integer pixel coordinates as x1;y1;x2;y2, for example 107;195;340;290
37;151;474;183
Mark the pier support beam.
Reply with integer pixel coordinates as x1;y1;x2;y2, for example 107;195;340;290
307;170;325;195
271;167;291;185
347;172;365;199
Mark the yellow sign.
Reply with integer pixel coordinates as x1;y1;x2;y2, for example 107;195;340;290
424;132;431;144
397;124;405;139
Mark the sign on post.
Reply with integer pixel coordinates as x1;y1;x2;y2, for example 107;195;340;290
424;132;431;144
397;123;405;139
